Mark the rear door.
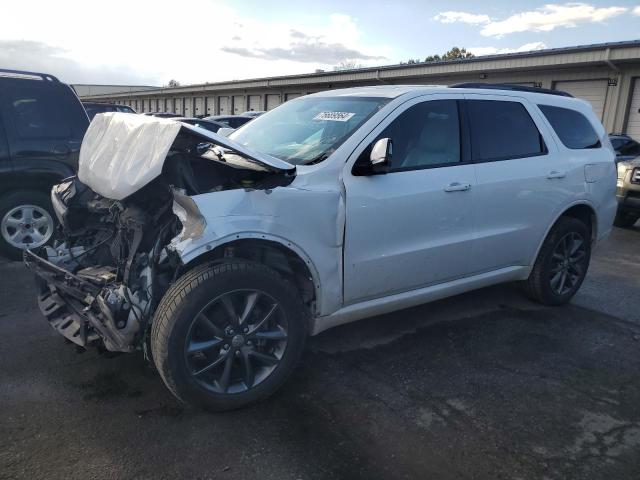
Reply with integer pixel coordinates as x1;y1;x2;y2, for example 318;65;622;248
0;79;89;174
464;94;573;273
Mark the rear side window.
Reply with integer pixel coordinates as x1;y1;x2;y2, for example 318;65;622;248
467;100;545;162
538;105;600;149
5;85;73;139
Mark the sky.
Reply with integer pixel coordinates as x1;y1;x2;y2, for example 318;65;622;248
2;0;640;86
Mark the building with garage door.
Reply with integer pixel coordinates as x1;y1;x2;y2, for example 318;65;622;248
81;40;640;137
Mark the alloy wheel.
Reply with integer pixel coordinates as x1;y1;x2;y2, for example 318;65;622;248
1;205;54;250
549;231;587;296
184;289;288;394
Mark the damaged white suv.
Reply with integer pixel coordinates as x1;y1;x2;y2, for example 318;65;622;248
26;85;616;410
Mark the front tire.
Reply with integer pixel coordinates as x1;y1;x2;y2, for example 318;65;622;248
524;216;591;305
151;260;308;411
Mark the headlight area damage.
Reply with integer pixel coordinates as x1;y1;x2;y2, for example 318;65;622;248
24;112;295;353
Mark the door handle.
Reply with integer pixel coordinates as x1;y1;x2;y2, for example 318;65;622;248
546;170;566;179
444;182;471;192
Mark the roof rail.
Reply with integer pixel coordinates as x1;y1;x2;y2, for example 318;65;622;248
0;68;59;82
450;83;573;98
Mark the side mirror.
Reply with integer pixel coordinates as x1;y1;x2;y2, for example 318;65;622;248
369;138;393;173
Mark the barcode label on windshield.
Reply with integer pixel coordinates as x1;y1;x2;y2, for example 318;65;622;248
313;111;355;122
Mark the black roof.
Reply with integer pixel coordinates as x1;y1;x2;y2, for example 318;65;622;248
450;83;573;97
0;68;59;82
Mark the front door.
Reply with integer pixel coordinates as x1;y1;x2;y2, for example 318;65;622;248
343;96;476;304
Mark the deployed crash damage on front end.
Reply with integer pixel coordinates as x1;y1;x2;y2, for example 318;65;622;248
24;112;295;353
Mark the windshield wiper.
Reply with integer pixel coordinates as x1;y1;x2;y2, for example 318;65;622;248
304;151;332;165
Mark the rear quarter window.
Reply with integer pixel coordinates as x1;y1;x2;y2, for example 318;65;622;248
538;105;600;149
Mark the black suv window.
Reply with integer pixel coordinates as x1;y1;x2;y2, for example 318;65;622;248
467;100;545;162
378;99;461;171
538;105;600;149
5;85;73;139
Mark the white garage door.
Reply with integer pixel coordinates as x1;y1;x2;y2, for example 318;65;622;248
233;95;245;114
266;94;280;110
626;78;640;139
175;98;183;115
248;95;261;112
184;98;193;117
555;80;608;120
219;96;230;114
194;97;204;117
206;96;216;115
285;93;302;101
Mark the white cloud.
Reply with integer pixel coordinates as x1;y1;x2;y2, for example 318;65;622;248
434;4;627;38
634;6;640;16
434;11;491;25
467;42;548;57
0;1;391;85
480;3;627;37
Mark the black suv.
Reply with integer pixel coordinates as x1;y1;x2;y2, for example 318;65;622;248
0;69;89;258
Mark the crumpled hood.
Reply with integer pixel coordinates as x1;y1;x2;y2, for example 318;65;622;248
78;112;294;200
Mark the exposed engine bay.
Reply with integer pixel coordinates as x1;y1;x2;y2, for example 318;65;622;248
25;113;295;354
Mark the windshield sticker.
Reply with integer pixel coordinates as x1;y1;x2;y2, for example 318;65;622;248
313;111;355;122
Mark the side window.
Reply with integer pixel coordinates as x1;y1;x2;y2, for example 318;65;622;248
5;85;72;139
378;99;461;171
538;105;601;149
467;100;545;162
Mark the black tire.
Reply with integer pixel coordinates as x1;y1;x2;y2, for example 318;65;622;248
0;190;56;260
613;209;639;228
151;260;309;411
524;216;591;306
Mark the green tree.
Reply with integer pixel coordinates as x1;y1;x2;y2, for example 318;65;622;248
425;47;474;63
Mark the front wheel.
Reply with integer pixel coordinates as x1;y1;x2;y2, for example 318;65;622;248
151;260;308;411
524;216;591;305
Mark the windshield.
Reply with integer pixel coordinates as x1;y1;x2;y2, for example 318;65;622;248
229;96;389;165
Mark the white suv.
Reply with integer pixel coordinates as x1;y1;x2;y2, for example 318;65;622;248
26;85;617;410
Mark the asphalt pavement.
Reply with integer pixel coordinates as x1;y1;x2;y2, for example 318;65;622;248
1;225;639;480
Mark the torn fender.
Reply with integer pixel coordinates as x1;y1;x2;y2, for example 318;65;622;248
171;184;345;317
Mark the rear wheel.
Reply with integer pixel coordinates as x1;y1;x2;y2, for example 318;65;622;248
151;260;308;411
524;216;591;305
0;190;55;260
